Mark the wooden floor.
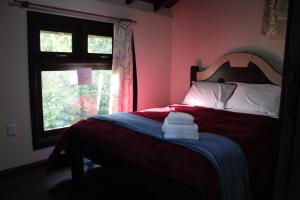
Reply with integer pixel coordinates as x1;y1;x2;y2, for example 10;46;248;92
0;164;201;200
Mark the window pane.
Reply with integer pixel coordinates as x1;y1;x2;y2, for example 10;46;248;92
40;30;72;52
41;70;111;131
88;35;112;54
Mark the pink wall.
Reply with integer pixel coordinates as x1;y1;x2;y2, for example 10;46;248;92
134;14;172;110
170;0;286;104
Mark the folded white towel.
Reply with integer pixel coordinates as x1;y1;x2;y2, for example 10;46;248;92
162;121;199;140
162;122;198;133
164;118;195;126
164;131;200;140
166;112;194;125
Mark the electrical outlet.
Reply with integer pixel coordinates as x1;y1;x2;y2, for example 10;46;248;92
6;124;16;137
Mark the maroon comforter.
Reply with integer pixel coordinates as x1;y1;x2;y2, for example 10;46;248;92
49;105;279;200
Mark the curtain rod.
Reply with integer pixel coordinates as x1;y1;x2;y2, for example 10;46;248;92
9;0;137;24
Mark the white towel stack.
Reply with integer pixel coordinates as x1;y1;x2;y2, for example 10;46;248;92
162;112;199;140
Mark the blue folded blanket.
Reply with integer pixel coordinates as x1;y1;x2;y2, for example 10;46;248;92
91;113;251;200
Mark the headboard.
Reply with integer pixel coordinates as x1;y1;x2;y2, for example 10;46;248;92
190;52;282;86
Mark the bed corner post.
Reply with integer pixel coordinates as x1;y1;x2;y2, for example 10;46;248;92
190;66;199;86
70;142;84;187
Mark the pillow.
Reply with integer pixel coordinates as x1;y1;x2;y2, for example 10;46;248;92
182;81;237;109
225;83;281;118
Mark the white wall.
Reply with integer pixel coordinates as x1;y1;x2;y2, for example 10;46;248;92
170;0;286;104
0;0;172;171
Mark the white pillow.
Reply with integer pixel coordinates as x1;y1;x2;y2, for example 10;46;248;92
225;83;281;118
182;81;237;109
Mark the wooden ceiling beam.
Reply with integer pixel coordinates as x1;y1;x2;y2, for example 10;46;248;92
153;0;168;11
126;0;134;5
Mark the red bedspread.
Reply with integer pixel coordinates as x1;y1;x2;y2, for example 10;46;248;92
49;105;279;200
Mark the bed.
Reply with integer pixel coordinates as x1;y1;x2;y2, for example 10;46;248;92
48;52;282;200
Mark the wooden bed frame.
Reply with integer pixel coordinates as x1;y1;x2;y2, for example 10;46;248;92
190;52;282;86
71;52;282;194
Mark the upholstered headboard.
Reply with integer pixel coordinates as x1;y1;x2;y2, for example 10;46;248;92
190;52;282;86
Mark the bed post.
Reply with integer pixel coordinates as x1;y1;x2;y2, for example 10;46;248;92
190;66;199;86
70;141;84;187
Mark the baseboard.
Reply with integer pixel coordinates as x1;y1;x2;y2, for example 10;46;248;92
0;159;48;177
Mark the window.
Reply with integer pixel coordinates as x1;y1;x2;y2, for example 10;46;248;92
40;30;72;52
41;70;111;130
87;35;112;54
28;11;114;149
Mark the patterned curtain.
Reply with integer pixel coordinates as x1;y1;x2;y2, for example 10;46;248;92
109;20;134;113
262;0;289;39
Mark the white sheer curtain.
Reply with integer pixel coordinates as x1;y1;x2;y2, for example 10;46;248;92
109;20;134;113
262;0;288;39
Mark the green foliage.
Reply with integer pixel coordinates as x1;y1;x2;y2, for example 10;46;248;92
42;70;111;130
40;30;72;52
88;35;112;54
40;30;113;131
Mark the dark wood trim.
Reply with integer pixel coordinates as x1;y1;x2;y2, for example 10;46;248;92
34;134;61;149
132;33;138;111
0;160;47;177
154;0;168;11
191;52;282;85
28;11;114;62
39;62;112;71
82;25;114;61
190;54;280;85
274;0;300;199
126;0;134;5
190;66;199;86
28;11;114;150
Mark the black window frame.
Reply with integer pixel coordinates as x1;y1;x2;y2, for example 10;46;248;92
27;11;114;149
83;26;114;60
38;27;79;60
